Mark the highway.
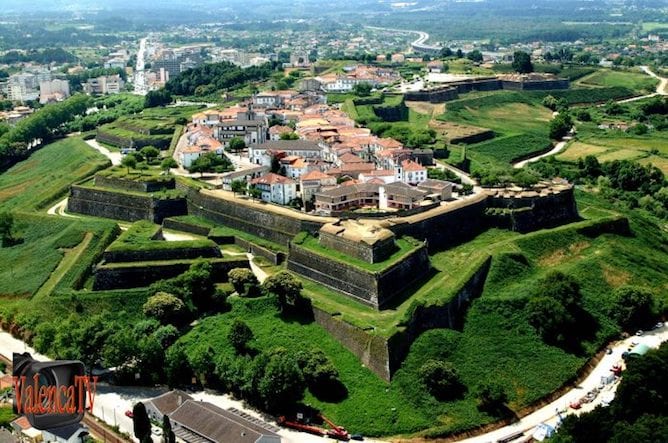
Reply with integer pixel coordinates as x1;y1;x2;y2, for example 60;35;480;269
133;37;148;96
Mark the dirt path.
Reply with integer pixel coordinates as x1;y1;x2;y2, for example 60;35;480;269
85;139;122;166
513;139;570;169
32;232;93;300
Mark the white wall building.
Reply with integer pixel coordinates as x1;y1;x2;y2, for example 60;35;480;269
250;173;297;205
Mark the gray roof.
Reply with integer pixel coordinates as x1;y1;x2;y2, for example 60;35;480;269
251;140;322;151
384;181;428;199
417;179;453;191
170;400;280;443
147;390;193;416
43;424;88;440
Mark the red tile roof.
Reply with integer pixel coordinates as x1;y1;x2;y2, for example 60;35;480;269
251;172;295;185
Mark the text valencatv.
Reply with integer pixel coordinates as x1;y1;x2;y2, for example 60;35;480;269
13;375;98;415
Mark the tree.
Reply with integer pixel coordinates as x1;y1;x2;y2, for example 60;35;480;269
279;131;299;140
456;49;463;58
228;137;246;153
466;50;483;63
162;415;175;443
188;155;212;177
0;212;15;247
121;154;137;174
549;113;573;140
257;349;305;411
161;157;178;173
144;89;172;108
228;268;259;295
608;286;655;330
440;47;453;58
512;51;534;74
538;271;582;310
143;292;188;325
270;155;281;173
352;82;373;97
188;152;233;176
140;146;160;164
475;382;508;415
542;95;558;111
248;185;262;201
526;296;574;344
230;179;247;196
164;343;193;387
419;359;464;400
180;260;216;312
262;271;304;312
132;402;151;442
228;319;254;354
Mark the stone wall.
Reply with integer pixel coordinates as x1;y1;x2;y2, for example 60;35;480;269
404;87;459;103
181;187;322;245
288;244;378;306
93;257;249;290
234;237;286;265
310;256;491;381
94;175;176;193
392;197;489;249
312;307;393;381
501;79;570;91
386;256;491;374
67;186;187;223
486;188;579;233
102;244;221;263
162;218;212;237
319;231;396;263
287;242;430;309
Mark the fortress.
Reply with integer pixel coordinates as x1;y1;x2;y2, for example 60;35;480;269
67;175;579;380
403;74;570;103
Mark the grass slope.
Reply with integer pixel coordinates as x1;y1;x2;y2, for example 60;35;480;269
0;137;110;211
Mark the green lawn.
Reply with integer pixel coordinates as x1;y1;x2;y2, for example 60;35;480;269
0;214;117;298
0;137;110;211
296;234;422;272
578;69;658;94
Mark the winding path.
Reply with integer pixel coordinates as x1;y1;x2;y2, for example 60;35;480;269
85;139;122;166
514;66;668;168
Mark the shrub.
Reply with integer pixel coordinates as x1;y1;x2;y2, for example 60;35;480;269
227;268;259;296
143;292;187;325
228;319;254;354
418;359;464;401
608;286;656;331
475;382;508;415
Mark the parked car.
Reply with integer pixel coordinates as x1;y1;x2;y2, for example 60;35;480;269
654;322;664;330
635;330;644;336
124;410;133;418
569;400;582;410
152;427;162;436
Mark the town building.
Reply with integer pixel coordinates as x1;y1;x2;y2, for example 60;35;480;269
250;172;297;205
39;79;70;104
213;109;268;147
83;75;125;95
300;170;337;203
314;181;429;214
169;400;281;443
249;140;323;166
221;166;269;191
41;424;89;443
145;390;193;422
396;160;427;185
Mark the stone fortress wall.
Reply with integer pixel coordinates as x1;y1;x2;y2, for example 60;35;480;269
404;76;570;103
67;178;580;380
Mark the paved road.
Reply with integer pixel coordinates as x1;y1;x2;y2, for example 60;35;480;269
513;139;569;169
133;38;148;96
85;139;122;166
455;323;668;443
46;197;79;218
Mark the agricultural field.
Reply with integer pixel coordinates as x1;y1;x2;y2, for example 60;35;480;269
577;69;658;94
0;137;110;211
557;134;668;168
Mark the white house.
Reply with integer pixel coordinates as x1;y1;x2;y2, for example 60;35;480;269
42;424;89;443
179;134;224;168
396;159;427;185
250;173;297;205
